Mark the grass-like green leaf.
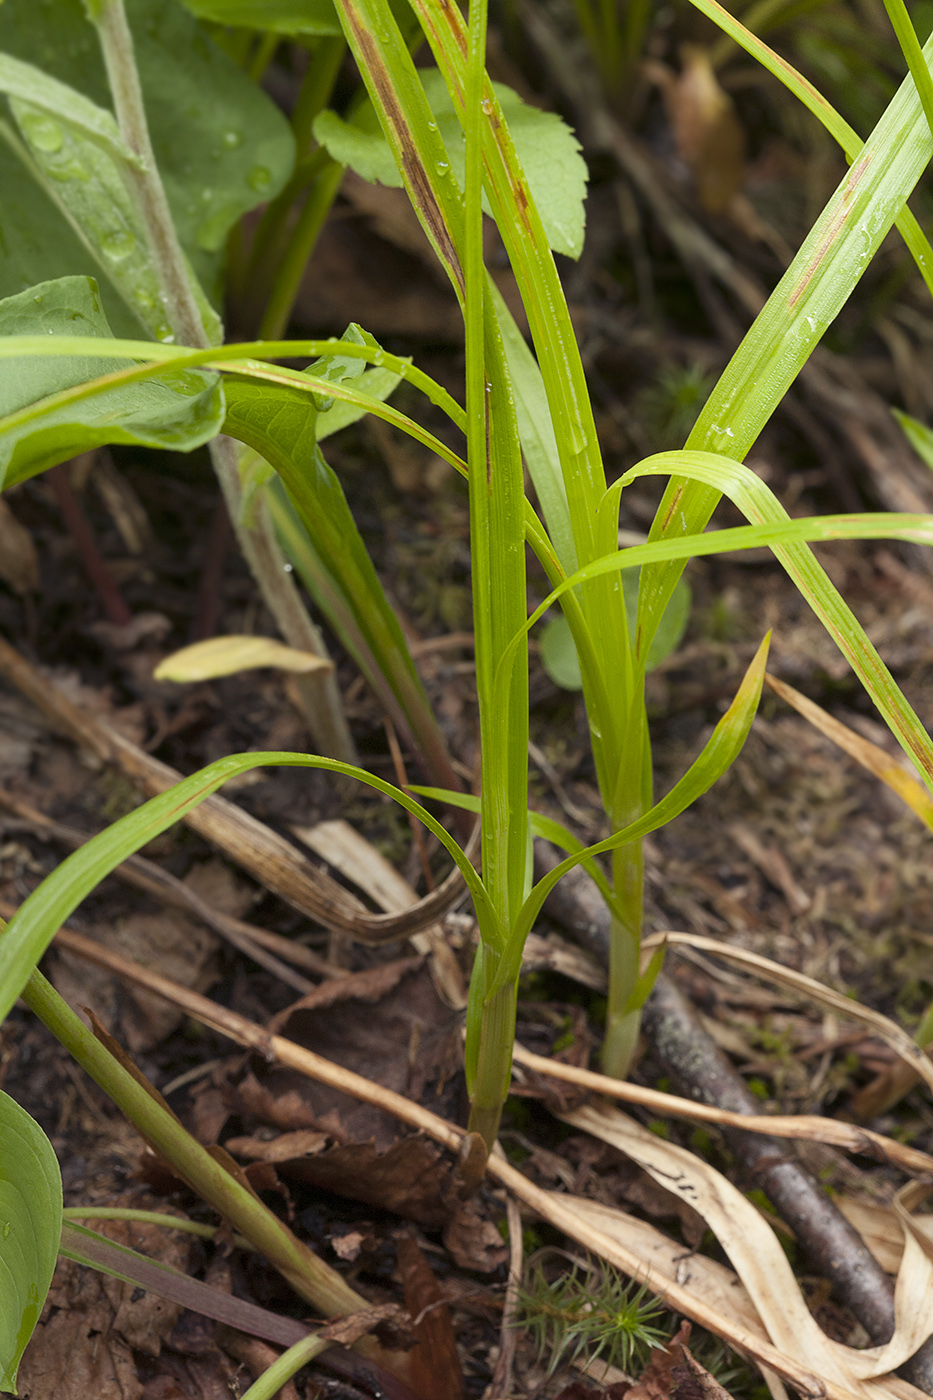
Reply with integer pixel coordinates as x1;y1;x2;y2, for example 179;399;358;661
540;575;690;690
0;750;496;1028
892;407;933;470
637;23;933;666
503;632;772;982
0;1090;62;1394
0;277;223;490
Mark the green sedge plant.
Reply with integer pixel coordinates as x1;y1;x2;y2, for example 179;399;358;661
5;0;933;1387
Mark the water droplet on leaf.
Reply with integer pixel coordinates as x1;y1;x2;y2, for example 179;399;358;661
222;130;242;149
247;165;271;192
101;228;135;261
20;111;64;153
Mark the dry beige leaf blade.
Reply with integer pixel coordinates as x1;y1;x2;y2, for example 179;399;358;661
562;1104;933;1386
644;931;933;1097
292;818;466;1007
154;635;333;682
43;926;917;1400
765;673;933;827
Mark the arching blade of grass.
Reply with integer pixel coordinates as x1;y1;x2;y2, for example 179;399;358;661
637;27;933;666
0;750;496;1027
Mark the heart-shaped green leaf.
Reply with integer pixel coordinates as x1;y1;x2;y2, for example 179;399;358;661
0;1091;62;1394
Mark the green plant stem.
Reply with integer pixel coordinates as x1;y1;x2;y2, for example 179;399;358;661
466;973;518;1149
21;967;367;1320
90;0;355;761
240;1332;329;1400
259;156;345;340
247;31;279;84
292;37;347;153
90;0;205;349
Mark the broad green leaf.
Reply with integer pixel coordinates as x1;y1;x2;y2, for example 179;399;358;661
221;378;463;792
314;69;587;259
0;0;295;308
540;576;691;690
315;366;401;438
7;91;201;343
540;613;585;690
892;407;933;470
0;1090;62;1394
0;51;139;165
0;751;496;1025
0;276;223;490
178;0;342;33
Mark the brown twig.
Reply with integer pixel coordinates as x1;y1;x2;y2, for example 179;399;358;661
534;842;933;1393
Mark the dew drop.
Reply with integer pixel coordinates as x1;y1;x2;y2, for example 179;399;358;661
101;228;136;262
20;110;64;153
435;159;450;176
1;1221;11;1240
222;129;242;149
133;289;157;312
47;157;88;181
247;165;271;192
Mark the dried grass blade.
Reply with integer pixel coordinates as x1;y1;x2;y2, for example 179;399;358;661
510;1042;933;1177
765;674;933;827
46;926;922;1400
644;932;933;1096
561;1104;933;1383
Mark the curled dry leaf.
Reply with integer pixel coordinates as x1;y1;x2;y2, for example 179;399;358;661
561;1104;933;1388
649;46;745;214
154;634;333;682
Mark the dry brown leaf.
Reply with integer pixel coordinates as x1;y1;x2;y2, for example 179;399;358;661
397;1232;464;1400
651;46;745;213
562;1104;933;1388
0;495;40;593
49;904;219;1052
292;818;466;1007
643;932;933;1097
19;1199;192;1399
